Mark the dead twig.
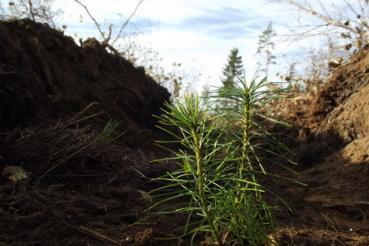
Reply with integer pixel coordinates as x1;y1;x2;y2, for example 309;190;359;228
65;223;120;245
74;0;105;41
74;0;144;56
130;165;150;180
111;0;144;46
322;230;360;241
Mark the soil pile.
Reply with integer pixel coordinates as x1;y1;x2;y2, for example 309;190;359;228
0;19;170;147
0;19;368;245
272;47;369;245
0;19;178;246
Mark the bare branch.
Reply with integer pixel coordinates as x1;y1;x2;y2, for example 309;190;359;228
111;0;144;46
271;0;369;51
344;0;359;18
284;0;357;34
74;0;144;56
74;0;106;40
28;0;34;21
104;23;113;44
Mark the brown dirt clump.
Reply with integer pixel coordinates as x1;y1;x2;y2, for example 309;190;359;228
269;48;369;246
0;18;369;245
298;48;369;165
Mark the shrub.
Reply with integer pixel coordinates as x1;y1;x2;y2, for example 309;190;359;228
147;71;300;245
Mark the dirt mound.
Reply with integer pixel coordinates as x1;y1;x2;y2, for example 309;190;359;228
0;19;170;147
0;18;368;246
271;48;369;245
0;19;179;246
296;48;369;165
298;49;369;213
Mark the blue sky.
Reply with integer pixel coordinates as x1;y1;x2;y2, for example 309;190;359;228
40;0;364;93
50;0;299;93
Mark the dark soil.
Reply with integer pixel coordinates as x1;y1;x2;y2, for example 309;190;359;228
0;19;368;245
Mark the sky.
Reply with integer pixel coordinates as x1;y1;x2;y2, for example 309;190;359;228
50;0;300;93
2;0;361;94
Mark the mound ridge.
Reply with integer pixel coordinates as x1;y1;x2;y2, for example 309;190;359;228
0;19;170;146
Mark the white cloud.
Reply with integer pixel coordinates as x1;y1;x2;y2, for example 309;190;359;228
50;0;346;93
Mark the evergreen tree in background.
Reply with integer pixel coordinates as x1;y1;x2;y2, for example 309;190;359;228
255;22;277;81
285;62;296;91
220;48;244;109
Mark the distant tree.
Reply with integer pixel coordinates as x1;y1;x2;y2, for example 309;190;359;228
282;61;305;95
201;84;211;99
220;48;244;109
6;0;63;28
222;48;244;89
255;22;277;81
285;62;296;90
